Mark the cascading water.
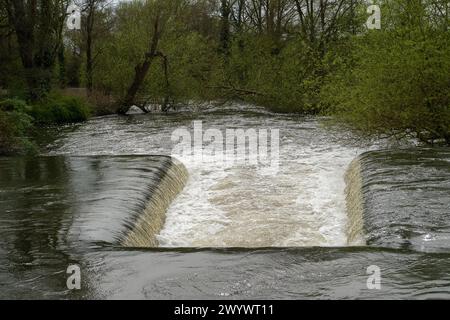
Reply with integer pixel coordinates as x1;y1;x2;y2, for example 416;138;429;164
2;104;450;299
120;158;189;247
0;156;189;250
48;104;377;247
344;159;366;246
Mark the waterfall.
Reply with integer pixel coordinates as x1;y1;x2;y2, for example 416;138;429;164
119;158;189;247
344;158;366;245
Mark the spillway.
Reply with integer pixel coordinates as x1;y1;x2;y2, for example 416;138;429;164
344;148;450;252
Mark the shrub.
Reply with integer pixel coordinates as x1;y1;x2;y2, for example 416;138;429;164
0;94;92;155
0;100;34;155
29;94;92;124
0;98;31;113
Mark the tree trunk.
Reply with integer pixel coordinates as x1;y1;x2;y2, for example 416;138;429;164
156;51;171;111
58;36;66;88
6;0;62;100
219;0;230;57
86;3;95;94
120;58;155;112
119;12;162;113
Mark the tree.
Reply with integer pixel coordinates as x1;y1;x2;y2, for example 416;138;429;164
119;0;182;111
78;0;110;94
219;0;230;57
322;0;450;145
293;0;362;55
0;1;16;90
4;0;69;100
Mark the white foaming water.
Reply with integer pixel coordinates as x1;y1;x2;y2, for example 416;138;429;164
49;103;376;247
159;127;366;247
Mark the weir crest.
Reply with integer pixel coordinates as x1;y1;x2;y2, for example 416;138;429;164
119;158;189;247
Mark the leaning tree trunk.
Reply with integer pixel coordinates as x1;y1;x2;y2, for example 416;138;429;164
119;57;155;113
118;13;162;114
119;51;171;113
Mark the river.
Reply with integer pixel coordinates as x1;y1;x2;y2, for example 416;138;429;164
1;103;449;299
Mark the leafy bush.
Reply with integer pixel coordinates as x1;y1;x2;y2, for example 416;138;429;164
0;94;92;155
0;100;34;155
0;98;31;113
221;36;327;114
29;94;92;124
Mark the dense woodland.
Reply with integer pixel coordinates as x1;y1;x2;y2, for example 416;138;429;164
0;0;449;154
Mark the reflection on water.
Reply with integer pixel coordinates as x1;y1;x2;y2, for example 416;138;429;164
0;104;449;299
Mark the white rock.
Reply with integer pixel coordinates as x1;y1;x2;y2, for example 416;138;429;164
126;105;144;115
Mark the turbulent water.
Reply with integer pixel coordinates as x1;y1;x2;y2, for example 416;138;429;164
47;104;376;247
1;103;450;299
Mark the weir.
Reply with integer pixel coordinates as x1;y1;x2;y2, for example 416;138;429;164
119;158;189;247
0;156;188;249
51;109;368;247
344;159;365;245
344;148;450;252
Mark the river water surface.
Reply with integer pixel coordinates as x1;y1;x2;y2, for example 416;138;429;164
1;103;449;299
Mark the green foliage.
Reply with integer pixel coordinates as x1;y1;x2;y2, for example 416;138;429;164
226;36;326;113
0;99;35;155
321;1;450;145
0;94;92;155
146;32;223;102
93;0;221;104
29;94;92;124
0;98;31;113
2;0;448;146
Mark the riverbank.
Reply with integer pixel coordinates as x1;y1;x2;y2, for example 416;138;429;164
0;94;91;155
